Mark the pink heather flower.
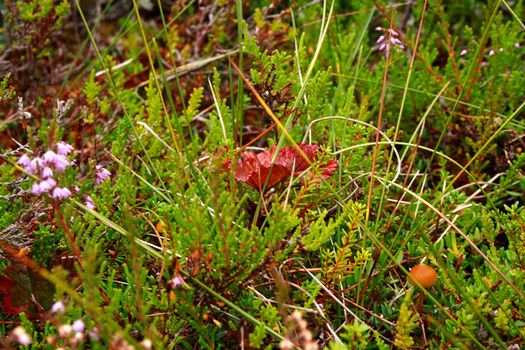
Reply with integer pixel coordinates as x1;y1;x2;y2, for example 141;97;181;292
515;42;521;48
12;326;32;345
375;27;404;58
488;49;495;56
41;166;53;179
58;324;73;337
74;332;84;343
52;187;72;200
51;301;65;314
171;276;183;288
88;328;100;341
43;150;69;172
140;339;153;349
460;49;468;56
39;178;57;192
43;150;58;163
56;141;74;155
72;319;85;333
72;185;80;193
95;165;111;185
26;157;45;174
31;182;43;195
85;196;96;210
18;154;31;167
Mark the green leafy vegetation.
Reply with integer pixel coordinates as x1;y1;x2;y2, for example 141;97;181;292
1;0;524;349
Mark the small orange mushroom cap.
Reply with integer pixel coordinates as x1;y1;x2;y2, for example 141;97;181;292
408;263;438;288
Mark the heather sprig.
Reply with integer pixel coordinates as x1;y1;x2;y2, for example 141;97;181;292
1;0;525;349
18;143;74;199
375;26;405;58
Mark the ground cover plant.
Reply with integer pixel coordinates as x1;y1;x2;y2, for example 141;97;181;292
0;0;524;348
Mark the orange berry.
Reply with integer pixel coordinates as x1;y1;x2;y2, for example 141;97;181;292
408;263;438;288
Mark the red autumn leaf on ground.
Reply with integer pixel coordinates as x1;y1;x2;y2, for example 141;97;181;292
0;260;55;320
233;144;337;192
0;273;30;315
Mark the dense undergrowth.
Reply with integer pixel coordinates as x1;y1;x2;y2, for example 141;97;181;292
1;0;525;349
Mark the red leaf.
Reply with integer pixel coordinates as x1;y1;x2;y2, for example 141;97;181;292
321;158;339;179
0;274;30;315
276;144;319;175
0;262;55;320
233;144;337;192
234;148;289;190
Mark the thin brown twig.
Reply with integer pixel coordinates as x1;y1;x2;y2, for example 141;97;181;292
53;202;82;263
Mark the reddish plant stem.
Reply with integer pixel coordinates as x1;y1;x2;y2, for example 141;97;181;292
366;42;390;223
53;201;82;263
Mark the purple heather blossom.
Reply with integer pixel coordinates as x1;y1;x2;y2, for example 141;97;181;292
375;27;404;58
52;187;72;200
95;165;111;185
85;195;96;210
43;150;69;172
26;157;45;175
51;301;65;314
31;182;43;195
12;326;32;345
515;42;521;48
39;178;57;192
41;166;53;179
43;150;58;163
33;178;57;195
18;154;31;167
171;276;183;288
58;324;73;337
88;328;100;341
460;49;468;56
74;332;85;342
72;319;85;333
72;185;80;193
141;339;153;349
56;141;74;155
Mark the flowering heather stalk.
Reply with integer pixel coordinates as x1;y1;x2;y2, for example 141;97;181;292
18;141;75;199
11;326;32;345
43;150;69;172
51;301;65;314
95;165;111;185
57;141;74;155
72;319;85;333
375;27;405;57
85;195;96;210
52;187;72;200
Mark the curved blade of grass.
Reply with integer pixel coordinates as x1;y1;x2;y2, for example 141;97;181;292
354;212;498;350
276;0;335;150
448;98;525;188
331;72;521;128
72;199;163;259
191;277;285;343
108;152;172;203
131;0;181;154
421;0;502;187
376;176;524;299
376;0;429;226
72;0;175;204
502;0;525;30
